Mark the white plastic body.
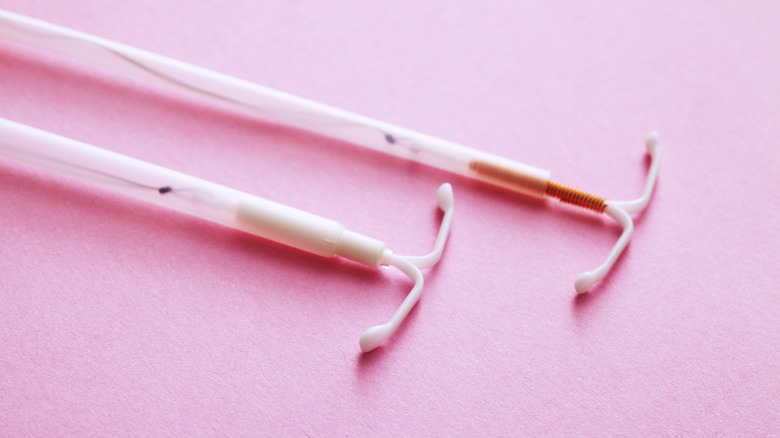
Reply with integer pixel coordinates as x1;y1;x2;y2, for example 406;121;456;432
0;9;551;199
576;133;661;293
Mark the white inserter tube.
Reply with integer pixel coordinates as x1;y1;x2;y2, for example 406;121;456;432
0;117;455;353
0;9;659;293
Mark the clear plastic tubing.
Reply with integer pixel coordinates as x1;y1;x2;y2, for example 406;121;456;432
0;117;365;260
0;9;661;294
0;8;552;199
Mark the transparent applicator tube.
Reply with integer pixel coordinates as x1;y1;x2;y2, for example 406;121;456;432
0;9;659;293
0;117;455;353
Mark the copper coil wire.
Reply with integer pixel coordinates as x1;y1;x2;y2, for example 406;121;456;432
545;181;607;213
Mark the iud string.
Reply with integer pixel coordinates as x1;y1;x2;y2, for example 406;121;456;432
0;9;660;292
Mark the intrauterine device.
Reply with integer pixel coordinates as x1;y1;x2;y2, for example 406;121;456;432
0;9;660;292
0;117;454;352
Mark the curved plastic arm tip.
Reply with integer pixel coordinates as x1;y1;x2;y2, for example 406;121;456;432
401;183;454;269
575;132;660;294
359;183;454;352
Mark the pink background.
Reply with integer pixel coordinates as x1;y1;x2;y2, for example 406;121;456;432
1;1;778;436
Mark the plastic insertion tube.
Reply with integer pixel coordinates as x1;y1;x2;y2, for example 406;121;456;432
0;117;455;353
0;9;659;293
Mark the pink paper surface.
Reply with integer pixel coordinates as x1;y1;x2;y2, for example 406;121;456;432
0;1;778;436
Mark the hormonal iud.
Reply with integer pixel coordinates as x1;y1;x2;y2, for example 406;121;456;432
0;9;660;293
0;117;454;352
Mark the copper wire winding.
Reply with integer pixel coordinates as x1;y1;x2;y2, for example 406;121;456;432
544;181;607;213
469;159;607;213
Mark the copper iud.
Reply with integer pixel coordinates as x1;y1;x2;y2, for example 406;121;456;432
0;8;661;293
469;160;608;213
